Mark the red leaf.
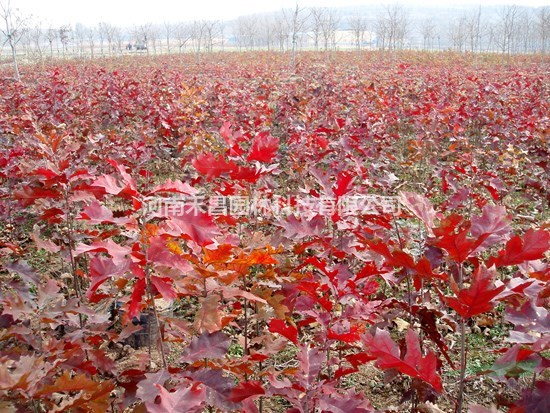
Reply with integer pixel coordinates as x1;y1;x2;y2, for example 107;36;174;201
363;328;443;392
470;205;512;250
150;275;177;301
146;383;205;413
412;256;447;288
86;256;128;299
487;344;540;378
228;381;265;403
327;324;361;343
147;179;197;196
279;214;325;240
187;370;238;411
219;121;233;142
435;229;488;263
345;352;377;368
482;184;500;201
88;349;116;372
247;131;279;163
508;380;550;413
490;229;550;267
162;212;220;247
79;200;133;225
93;173;138;200
269;319;298;344
31;231;61;253
92;174;124;195
443;265;505;318
295;346;325;387
181;331;231;362
13;186;61;207
147;236;192;273
505;300;549;342
136;370;171;403
30;168;61;180
3;260;41;285
192;153;237;180
399;192;436;235
332;171;354;197
74;239;131;266
128;278;146;320
229;165;262;182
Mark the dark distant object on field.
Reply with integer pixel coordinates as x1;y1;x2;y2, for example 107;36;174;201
108;301;158;349
135;44;147;51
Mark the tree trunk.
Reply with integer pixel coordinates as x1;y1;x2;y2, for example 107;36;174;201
9;41;20;82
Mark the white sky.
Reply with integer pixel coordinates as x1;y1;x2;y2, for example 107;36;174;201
12;0;550;26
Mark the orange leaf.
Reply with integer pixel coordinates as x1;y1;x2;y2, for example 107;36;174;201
203;244;234;264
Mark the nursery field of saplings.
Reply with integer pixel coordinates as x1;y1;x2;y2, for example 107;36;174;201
0;51;549;413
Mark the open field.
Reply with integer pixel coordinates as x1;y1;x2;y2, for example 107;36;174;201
0;51;549;412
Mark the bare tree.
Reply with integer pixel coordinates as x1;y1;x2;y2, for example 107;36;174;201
349;15;368;50
235;16;258;50
376;4;409;51
309;7;325;51
100;22;120;55
450;16;467;52
86;26;95;58
375;13;387;50
284;3;309;69
175;22;192;53
261;16;273;51
190;20;207;62
272;13;289;52
535;6;549;54
496;5;519;61
0;0;28;81
219;22;226;51
95;23;104;55
421;18;436;50
202;20;218;52
58;25;71;57
74;23;86;57
464;7;483;52
515;10;536;53
148;24;159;54
20;20;32;58
135;23;153;54
29;21;44;63
320;8;340;51
163;21;174;53
113;25;124;54
45;26;56;57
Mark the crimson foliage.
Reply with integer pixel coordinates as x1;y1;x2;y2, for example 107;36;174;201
0;52;548;412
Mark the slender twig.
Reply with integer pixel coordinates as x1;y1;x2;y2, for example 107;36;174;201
140;212;168;370
456;263;467;413
393;218;414;326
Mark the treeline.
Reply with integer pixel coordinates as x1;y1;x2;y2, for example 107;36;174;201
1;3;549;64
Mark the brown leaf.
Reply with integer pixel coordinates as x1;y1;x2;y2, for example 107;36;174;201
193;294;225;334
36;371;99;396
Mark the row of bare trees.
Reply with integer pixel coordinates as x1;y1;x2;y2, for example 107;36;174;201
438;5;549;58
15;20;223;60
231;4;549;55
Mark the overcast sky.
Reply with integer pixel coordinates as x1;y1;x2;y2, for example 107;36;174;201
12;0;549;26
